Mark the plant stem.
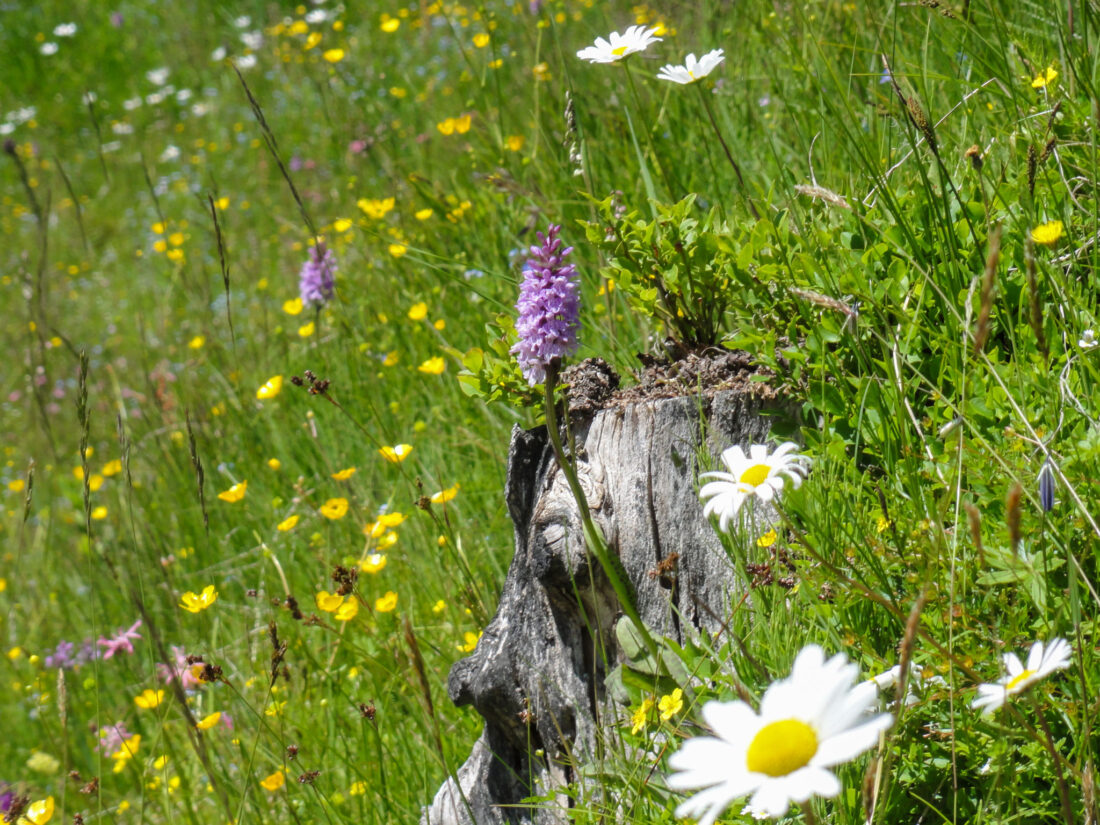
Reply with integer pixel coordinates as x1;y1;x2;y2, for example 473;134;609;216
1030;694;1076;825
543;362;659;659
697;85;758;219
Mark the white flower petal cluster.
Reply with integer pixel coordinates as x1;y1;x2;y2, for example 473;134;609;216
971;637;1072;714
657;49;725;84
699;442;810;532
668;645;892;823
576;25;662;64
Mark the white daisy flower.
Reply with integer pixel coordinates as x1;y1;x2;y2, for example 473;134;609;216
576;25;662;64
146;67;170;86
40;42;59;56
53;22;78;37
668;645;892;823
1079;328;1097;349
656;49;725;84
971;637;1072;715
698;442;810;532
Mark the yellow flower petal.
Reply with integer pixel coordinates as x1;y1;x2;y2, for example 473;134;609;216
256;375;283;400
374;591;398;612
298;321;316;337
418;356;445;375
335;598;360;621
134;689;165;709
378;444;413;463
260;771;285;792
283;298;304;316
1031;220;1064;246
360;553;387;574
320;497;349;519
407;302;428;320
430;484;459;504
315;591;344;612
179;584;218;613
218;481;247;502
196;712;221;731
276;514;299;532
331;467;357;480
323;48;345;63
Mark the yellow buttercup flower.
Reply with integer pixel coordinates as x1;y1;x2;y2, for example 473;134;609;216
22;797;54;825
335;599;360;621
304;31;322;50
1031;64;1058;89
432;599;447;613
102;459;122;477
757;529;777;548
333;218;353;233
260;771;285;792
418;356;445;375
430;484;459;504
378;444;413;463
267;458;281;470
473;33;490;48
331;467;357;480
283;297;304;316
323;48;345;63
407;302;428;320
256;375;283;400
374;591;398;612
388;243;407;258
380;15;400;32
218;481;247;502
134;689;165;709
361;553;387;574
277;514;299;532
414;208;434;221
91;506;108;520
298;321;316;337
357;197;395;219
659;688;684;721
320;497;349;519
180;584;218;613
457;631;482;652
505;135;525;152
631;698;654;734
196;712;221;731
315;591;344;612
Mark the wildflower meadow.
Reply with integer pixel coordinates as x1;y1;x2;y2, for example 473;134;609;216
2;1;1099;824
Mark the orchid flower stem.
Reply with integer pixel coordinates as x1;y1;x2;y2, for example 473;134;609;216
543;362;659;660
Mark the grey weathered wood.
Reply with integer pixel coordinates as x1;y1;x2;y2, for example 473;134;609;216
424;387;780;825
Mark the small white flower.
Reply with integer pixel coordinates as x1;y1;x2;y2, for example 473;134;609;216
234;15;252;28
699;442;811;532
576;25;661;64
190;102;211;117
122;97;143;111
668;645;892;823
236;54;258;70
971;638;1071;715
40;42;59;56
146;67;170;86
53;22;78;37
111;121;133;135
1079;328;1097;349
240;30;263;50
211;46;227;62
656;49;725;84
82;91;97;104
305;9;328;23
145;91;166;106
0;123;14;136
159;145;180;162
175;89;193;103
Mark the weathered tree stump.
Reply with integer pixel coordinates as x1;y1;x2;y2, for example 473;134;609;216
424;357;785;825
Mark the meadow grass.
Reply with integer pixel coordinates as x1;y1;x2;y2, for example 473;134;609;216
1;1;1098;823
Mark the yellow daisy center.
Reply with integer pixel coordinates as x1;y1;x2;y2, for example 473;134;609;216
612;46;627;56
746;719;818;777
1005;669;1036;691
739;463;772;488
